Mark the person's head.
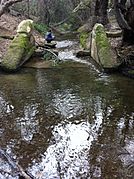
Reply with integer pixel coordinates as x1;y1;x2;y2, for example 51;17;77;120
48;29;51;32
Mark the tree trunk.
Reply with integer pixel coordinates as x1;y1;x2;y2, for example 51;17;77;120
27;0;30;18
99;0;109;25
94;0;109;25
114;0;134;45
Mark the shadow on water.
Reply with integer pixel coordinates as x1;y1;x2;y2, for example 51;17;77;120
0;47;134;178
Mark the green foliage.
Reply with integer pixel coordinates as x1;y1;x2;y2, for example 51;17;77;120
69;16;81;30
79;32;89;49
33;23;48;34
96;25;110;54
95;24;111;66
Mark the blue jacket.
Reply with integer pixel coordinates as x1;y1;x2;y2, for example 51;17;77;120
45;32;54;40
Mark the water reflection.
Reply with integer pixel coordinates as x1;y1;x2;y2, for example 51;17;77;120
16;104;39;142
0;94;14;116
29;122;92;178
0;68;134;178
50;89;83;118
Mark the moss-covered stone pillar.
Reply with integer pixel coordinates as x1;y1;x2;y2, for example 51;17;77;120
91;23;121;70
1;19;36;72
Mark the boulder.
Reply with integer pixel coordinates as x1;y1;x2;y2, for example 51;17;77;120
78;23;91;33
78;27;91;50
90;23;121;70
1;19;36;71
44;42;57;48
79;31;90;49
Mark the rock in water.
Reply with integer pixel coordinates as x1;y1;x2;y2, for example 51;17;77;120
1;19;36;72
44;42;57;48
91;23;121;70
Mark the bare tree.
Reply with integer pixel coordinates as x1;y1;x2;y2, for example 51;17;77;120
0;0;24;16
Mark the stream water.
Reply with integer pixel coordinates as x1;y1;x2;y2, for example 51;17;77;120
0;40;134;179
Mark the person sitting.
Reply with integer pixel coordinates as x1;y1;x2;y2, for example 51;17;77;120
45;29;55;43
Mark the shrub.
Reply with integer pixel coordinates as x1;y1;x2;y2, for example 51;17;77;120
33;23;48;34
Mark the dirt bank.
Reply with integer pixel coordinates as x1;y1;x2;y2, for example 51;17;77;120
0;13;25;61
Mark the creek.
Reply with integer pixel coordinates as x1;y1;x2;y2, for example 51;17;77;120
0;39;134;179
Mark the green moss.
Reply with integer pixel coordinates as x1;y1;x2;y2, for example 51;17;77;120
79;31;89;49
33;23;48;34
95;25;110;65
11;34;28;48
93;23;119;68
2;33;35;71
1;19;36;71
96;26;109;49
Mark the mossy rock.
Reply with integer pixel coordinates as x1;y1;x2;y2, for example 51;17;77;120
17;19;33;33
91;23;121;69
1;33;35;71
79;31;89;49
1;20;36;71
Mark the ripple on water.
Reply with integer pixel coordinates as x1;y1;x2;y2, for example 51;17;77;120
49;89;83;119
0;60;134;179
28;122;93;179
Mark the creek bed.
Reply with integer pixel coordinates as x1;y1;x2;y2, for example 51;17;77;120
0;39;134;179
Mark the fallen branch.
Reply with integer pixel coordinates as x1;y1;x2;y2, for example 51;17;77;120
43;48;60;60
0;149;33;179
